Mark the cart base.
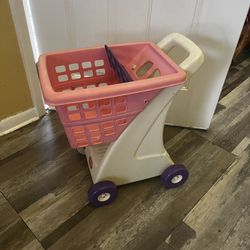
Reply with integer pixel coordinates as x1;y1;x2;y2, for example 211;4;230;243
85;85;181;186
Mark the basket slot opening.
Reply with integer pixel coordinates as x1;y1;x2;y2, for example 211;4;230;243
76;139;88;147
103;128;115;136
100;108;112;116
98;82;108;87
84;70;93;78
82;102;95;109
86;84;96;88
114;96;126;104
91;130;101;137
62;88;71;92
102;121;114;129
98;99;111;107
87;124;99;132
74;133;86;139
115;105;126;113
136;61;153;78
82;61;92;69
84;110;97;119
94;59;104;67
91;137;102;144
67;105;78;111
74;86;84;90
72;126;84;133
69;63;79;71
71;72;81;80
147;69;161;78
117;118;127;126
55;65;66;73
58;74;68;82
96;68;106;76
68;113;81;121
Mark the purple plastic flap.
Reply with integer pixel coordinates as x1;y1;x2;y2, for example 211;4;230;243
105;45;132;83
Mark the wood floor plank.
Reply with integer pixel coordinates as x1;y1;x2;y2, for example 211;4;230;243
163;125;183;143
20;170;91;241
23;239;44;250
222;66;238;81
0;133;68;182
41;205;95;249
0;144;91;241
165;222;196;249
197;77;250;150
48;131;235;250
0;193;43;250
157;242;175;250
0;134;84;212
0;128;91;242
165;140;250;250
221;206;250;250
225;58;250;85
201;92;250;143
220;58;250;100
219;77;250;108
212;106;250;152
214;103;226;114
232;136;250;156
225;67;246;85
232;49;250;66
0;111;64;161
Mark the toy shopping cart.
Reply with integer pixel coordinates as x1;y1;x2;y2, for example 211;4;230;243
38;33;204;207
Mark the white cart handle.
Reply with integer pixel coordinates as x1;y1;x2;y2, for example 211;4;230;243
157;33;204;77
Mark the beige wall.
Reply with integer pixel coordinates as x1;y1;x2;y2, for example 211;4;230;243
0;0;33;120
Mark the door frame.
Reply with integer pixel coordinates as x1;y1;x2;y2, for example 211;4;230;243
8;0;45;117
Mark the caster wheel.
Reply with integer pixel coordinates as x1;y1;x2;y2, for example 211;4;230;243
161;164;189;188
88;181;117;207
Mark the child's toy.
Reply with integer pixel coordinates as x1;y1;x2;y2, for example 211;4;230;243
38;33;204;207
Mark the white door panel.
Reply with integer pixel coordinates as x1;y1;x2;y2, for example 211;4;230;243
27;0;70;54
108;0;151;43
72;0;109;48
165;0;250;129
24;0;249;129
149;0;197;42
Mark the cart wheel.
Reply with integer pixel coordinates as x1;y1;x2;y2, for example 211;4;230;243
161;164;189;188
88;181;117;207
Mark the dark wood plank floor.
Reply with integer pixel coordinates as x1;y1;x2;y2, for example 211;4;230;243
0;192;43;249
0;50;249;249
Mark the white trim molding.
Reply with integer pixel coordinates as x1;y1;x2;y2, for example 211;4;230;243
0;108;39;136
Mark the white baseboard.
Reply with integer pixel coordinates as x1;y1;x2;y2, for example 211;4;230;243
0;108;39;136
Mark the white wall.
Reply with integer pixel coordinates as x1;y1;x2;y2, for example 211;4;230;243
24;0;199;60
24;0;250;129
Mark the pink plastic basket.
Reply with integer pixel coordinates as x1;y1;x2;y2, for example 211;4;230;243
38;42;186;148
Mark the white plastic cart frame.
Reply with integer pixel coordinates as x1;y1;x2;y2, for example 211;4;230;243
85;33;204;190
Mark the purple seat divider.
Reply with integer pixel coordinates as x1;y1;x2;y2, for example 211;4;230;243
105;45;133;83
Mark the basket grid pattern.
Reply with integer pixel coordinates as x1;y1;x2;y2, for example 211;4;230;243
39;43;186;148
64;96;127;123
65;115;134;148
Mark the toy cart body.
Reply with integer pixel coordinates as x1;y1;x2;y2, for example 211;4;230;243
38;33;204;207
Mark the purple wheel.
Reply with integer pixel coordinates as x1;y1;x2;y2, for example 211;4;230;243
88;181;117;207
161;164;189;188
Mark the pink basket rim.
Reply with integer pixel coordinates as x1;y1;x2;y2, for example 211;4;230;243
38;42;186;106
